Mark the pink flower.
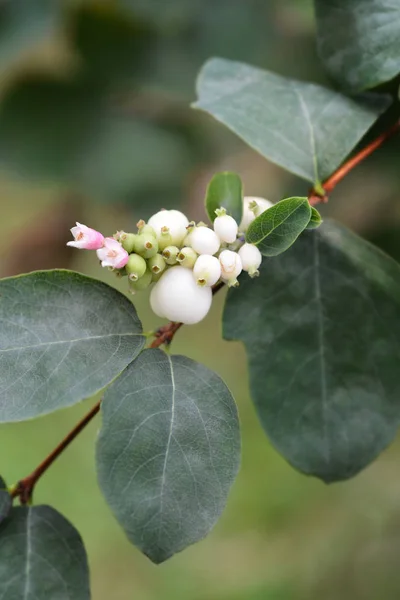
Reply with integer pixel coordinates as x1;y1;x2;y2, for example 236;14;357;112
67;222;104;250
96;237;129;269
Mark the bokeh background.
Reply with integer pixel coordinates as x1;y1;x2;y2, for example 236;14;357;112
1;1;400;599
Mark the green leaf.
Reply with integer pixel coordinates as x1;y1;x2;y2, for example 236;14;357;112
0;1;61;71
246;197;311;256
0;505;90;599
0;477;11;524
194;58;391;184
0;270;145;422
306;207;323;230
315;0;400;91
224;221;400;482
96;348;240;563
205;171;243;224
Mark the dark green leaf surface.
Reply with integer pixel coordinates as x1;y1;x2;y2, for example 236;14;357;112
246;197;311;256
306;207;323;230
0;505;90;599
205;171;243;224
224;221;400;482
0;270;145;422
96;348;240;563
315;0;400;91
194;58;391;184
0;1;60;71
0;476;11;524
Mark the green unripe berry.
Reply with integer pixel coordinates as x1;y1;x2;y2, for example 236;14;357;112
126;253;147;282
157;226;173;251
137;221;157;237
133;233;158;258
147;253;166;275
176;246;198;268
120;233;138;254
152;270;163;282
162;246;179;265
128;268;153;294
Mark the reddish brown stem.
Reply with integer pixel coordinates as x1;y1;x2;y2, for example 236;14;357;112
309;119;400;205
11;402;101;503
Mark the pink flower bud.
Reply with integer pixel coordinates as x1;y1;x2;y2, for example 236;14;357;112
96;238;129;269
67;222;104;250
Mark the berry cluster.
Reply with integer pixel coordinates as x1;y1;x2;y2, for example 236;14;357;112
67;196;272;324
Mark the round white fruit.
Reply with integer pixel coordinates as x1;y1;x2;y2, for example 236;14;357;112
150;266;212;324
219;250;242;282
238;243;262;275
239;196;273;231
213;214;238;243
188;226;220;255
148;209;189;246
193;254;221;287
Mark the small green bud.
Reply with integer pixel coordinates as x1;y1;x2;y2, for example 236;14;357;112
176;246;198;268
133;233;158;258
126;253;147;282
128;268;153;294
120;232;137;254
137;220;157;237
147;253;166;275
162;245;179;265
152;270;163;282
157;226;173;251
215;207;227;217
114;267;127;278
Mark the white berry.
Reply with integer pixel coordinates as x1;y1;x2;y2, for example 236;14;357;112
238;243;262;277
148;209;189;246
188;226;220;256
150;266;212;324
213;213;238;243
193;255;221;287
239;197;273;231
219;250;242;286
150;282;166;318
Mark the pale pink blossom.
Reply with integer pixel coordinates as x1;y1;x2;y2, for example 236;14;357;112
67;222;104;250
96;237;129;269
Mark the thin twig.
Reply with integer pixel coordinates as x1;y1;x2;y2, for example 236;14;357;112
10;402;101;503
309;119;400;205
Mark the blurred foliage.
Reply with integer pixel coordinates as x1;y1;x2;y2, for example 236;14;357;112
2;1;400;599
0;0;319;210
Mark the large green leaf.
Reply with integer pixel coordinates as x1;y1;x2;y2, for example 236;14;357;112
0;477;11;524
315;0;400;91
224;221;400;482
0;505;90;599
0;270;145;422
96;348;240;563
205;171;243;224
0;1;60;71
246;197;311;256
194;58;391;185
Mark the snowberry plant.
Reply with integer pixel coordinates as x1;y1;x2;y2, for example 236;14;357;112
1;0;400;596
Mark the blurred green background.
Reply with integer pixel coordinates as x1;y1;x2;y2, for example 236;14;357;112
1;1;400;599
